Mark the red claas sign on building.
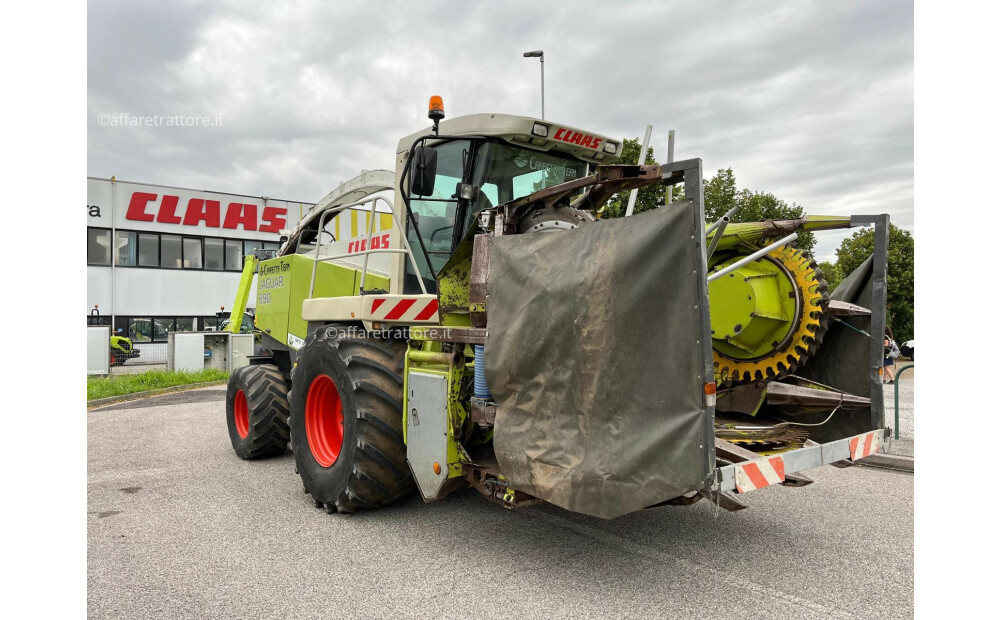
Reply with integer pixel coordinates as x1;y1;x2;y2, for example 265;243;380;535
125;192;287;233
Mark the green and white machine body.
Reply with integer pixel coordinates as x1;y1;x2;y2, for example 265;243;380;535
228;113;622;502
227;106;890;516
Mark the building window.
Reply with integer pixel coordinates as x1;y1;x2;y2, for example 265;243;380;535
225;240;243;271
153;318;173;341
204;238;225;270
161;235;182;269
114;316;128;338
87;314;111;327
244;240;263;272
88;228;111;265
244;240;262;258
129;317;153;342
203;316;219;331
115;230;137;266
138;233;158;267
183;238;202;269
91;227;282;271
123;316;205;340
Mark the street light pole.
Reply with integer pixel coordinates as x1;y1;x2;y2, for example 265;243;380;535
540;55;544;120
523;50;544;119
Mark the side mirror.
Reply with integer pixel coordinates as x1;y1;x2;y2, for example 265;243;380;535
409;145;438;197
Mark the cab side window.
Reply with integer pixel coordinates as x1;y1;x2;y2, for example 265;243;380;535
406;139;470;288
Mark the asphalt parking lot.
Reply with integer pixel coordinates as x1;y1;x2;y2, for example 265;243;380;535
88;386;914;619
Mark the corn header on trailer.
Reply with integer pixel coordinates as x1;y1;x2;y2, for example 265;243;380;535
225;100;890;518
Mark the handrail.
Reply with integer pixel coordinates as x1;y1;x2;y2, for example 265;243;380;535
307;195;429;299
893;363;914;440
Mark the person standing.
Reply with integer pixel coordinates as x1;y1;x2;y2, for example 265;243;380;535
883;325;897;384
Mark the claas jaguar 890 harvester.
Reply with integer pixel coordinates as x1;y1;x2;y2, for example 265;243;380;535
224;98;890;519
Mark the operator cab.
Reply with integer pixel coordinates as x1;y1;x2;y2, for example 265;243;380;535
399;101;619;294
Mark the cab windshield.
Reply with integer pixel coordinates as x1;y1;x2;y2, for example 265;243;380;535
474;142;588;207
404;138;588;292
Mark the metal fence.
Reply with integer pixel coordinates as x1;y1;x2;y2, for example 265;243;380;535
88;327;253;376
109;341;168;375
88;325;170;376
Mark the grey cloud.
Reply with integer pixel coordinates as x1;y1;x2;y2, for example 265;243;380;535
88;0;912;260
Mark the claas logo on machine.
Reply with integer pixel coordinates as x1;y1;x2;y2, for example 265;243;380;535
552;128;603;150
347;234;390;253
124;191;287;233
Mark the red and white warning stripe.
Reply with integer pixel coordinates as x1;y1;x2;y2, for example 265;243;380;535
848;430;881;461
367;295;439;323
734;456;786;494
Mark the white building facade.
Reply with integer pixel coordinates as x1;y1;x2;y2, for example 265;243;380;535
87;177;314;344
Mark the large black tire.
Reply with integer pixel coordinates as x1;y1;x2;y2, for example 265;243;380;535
225;364;291;459
290;328;414;513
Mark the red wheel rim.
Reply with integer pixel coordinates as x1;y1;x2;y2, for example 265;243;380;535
305;374;344;467
233;389;249;438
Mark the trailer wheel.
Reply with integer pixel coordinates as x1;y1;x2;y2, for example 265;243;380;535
289;327;414;513
225;364;291;459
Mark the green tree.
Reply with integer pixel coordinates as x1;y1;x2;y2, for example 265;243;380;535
834;224;914;343
700;168;815;254
703;167;738;221
601;138;665;218
601;161;815;254
737;190;815;255
817;260;843;292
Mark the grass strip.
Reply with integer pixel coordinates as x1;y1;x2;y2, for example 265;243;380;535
88;368;230;401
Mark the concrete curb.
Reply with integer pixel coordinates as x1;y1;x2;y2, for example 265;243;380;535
860;453;914;473
87;380;228;410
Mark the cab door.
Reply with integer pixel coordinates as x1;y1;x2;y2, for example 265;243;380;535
404;139;473;294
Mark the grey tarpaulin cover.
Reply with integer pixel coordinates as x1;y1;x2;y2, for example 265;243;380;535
484;202;710;519
797;255;878;441
798;255;874;398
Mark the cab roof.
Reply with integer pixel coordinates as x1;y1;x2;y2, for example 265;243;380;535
396;113;621;164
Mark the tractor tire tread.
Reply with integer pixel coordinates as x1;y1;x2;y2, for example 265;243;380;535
292;328;413;514
227;364;290;459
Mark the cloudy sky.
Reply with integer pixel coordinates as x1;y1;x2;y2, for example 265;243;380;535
88;0;912;261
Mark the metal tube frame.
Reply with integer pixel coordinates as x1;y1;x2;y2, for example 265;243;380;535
717;428;888;493
659;158;717;489
706;232;799;282
625;124;653;217
705;206;738;235
851;214;890;431
307;195;430;299
705;217;729;260
665;130;675;205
